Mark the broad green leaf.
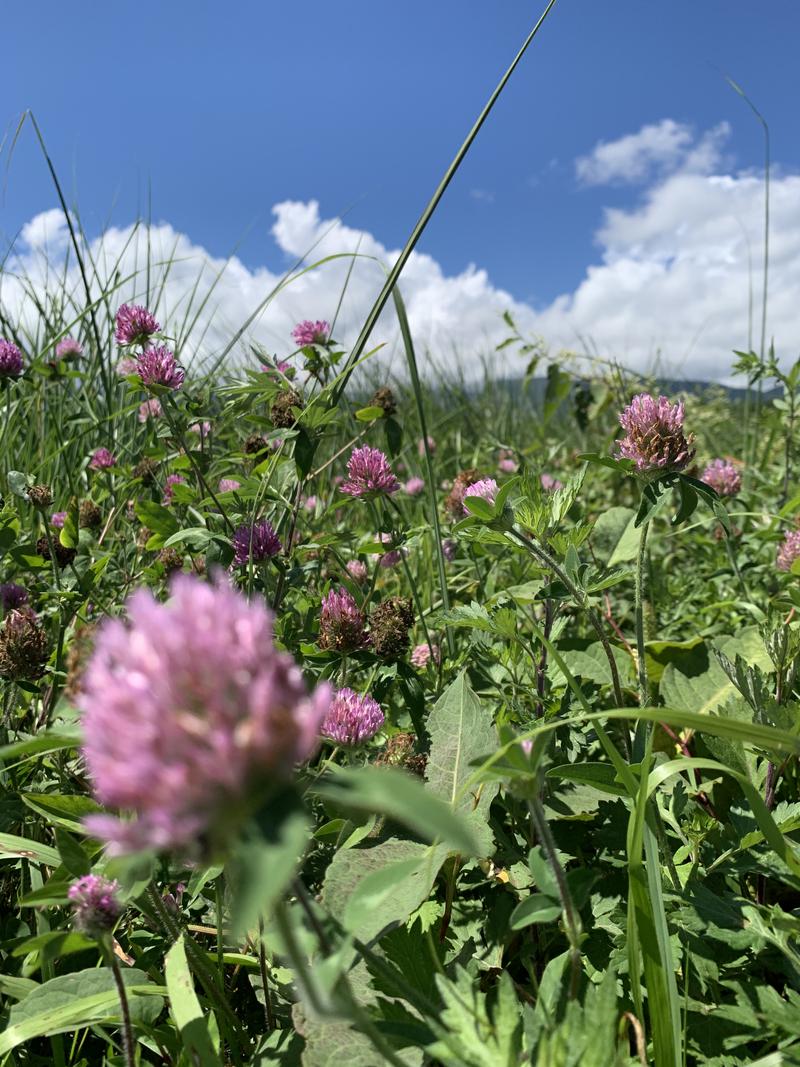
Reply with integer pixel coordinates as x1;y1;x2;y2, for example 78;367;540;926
0;831;60;867
590;506;639;566
0;968;164;1055
165;935;222;1067
425;671;499;856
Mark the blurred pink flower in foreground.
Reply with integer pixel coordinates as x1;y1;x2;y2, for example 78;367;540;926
78;575;330;855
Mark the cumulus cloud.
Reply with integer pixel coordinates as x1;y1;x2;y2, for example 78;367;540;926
575;119;730;186
2;118;798;385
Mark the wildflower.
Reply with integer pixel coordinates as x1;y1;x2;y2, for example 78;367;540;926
777;529;800;573
0;608;49;680
303;495;317;511
68;874;122;937
616;394;695;474
441;538;457;562
243;433;269;456
0;339;23;378
321;688;385;746
51;511;67;528
270;389;303;429
375;732;426;777
64;623;96;702
444;468;479;520
0;582;28;612
411;642;440;668
117;356;139;376
55;336;83;360
378;532;405;568
135;345;185;390
540;473;563;492
701;459;741;498
158;547;184;574
27;485;53;510
133;457;159;484
190;420;211;439
370;596;414;662
340;446;399;498
162;474;186;505
90;448;117;471
463;477;498;513
498;450;518;474
319;588;368;653
37;536;76;567
371;386;397;417
218;478;241;493
138;398;163;422
404;476;425;496
292;320;330;347
78;575;331;856
346;559;368;583
79;501;103;530
418;436;436;457
115;304;161;347
232;520;282;565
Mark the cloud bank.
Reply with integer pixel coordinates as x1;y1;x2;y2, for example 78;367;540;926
2;120;798;384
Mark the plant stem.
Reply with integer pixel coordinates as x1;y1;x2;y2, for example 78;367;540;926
105;941;135;1067
634;520;650;711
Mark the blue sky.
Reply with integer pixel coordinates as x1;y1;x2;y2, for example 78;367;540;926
3;2;799;379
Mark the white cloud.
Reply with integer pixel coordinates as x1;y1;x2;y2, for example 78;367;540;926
575;119;730;186
2;119;798;385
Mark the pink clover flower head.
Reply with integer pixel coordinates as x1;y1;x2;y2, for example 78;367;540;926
232;520;282;565
303;495;317;511
404;476;425;496
68;874;122;936
51;511;67;529
777;529;800;573
90;448;117;471
319;587;367;652
701;458;742;498
378;532;405;568
540;473;563;492
0;582;28;611
135;345;185;390
292;320;330;347
498;450;518;474
617;393;695;473
78;575;330;856
55;336;83;360
115;304;161;347
0;339;23;378
190;420;211;438
411;642;440;669
340;446;400;498
441;538;457;562
321;687;384;746
346;559;368;583
138;397;163;422
118;356;139;376
462;477;498;514
218;478;241;494
162;474;186;505
418;435;436;457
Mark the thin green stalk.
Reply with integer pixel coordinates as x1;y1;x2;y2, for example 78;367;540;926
635;520;650;710
331;0;559;404
104;940;136;1067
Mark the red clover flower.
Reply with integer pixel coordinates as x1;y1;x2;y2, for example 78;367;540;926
78;575;331;856
232;520;282;565
68;874;122;937
0;339;23;379
701;459;741;497
617;393;695;474
321;687;384;746
115;304;161;347
340;446;399;498
292;320;330;347
135;345;185;390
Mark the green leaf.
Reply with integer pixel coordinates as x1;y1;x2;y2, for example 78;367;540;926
547;762;627;796
425;671;499;856
0;968;164;1055
510;893;561;929
54;828;91;877
0;831;60;867
311;765;480;856
354;405;384;421
165;935;222;1067
7;470;32;498
591;506;639;566
322;837;449;943
134;500;179;547
230;788;311;937
0;732;80;765
21;792;102;833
